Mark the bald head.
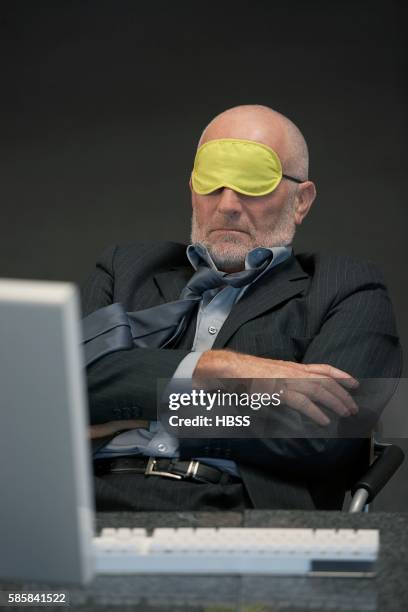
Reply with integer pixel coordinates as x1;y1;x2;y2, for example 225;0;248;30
190;104;316;271
198;104;309;181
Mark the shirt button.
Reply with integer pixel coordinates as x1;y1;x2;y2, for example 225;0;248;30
208;326;218;335
157;444;167;452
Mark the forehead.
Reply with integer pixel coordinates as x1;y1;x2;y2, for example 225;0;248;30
200;112;288;159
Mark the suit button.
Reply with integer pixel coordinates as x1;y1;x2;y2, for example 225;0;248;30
208;326;218;335
157;444;167;452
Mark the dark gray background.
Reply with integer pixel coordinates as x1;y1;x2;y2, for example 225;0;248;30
1;0;406;509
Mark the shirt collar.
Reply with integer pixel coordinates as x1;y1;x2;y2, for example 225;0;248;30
186;243;293;273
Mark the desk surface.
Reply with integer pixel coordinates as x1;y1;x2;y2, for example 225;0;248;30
2;510;407;611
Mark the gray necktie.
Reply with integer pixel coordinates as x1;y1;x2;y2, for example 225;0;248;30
82;257;272;367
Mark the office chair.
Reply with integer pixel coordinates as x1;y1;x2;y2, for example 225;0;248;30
348;438;404;512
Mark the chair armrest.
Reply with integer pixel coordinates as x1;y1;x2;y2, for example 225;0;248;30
349;444;404;512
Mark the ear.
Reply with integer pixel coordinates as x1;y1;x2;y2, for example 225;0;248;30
189;175;195;210
294;181;316;225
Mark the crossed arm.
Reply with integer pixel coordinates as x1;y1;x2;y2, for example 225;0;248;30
88;351;359;438
84;249;402;474
87;289;401;436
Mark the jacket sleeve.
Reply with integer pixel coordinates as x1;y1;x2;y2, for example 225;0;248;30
81;245;190;424
302;260;402;380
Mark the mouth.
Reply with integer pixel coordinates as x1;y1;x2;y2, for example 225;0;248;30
210;228;249;235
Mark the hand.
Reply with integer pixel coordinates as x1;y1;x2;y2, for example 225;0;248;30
89;419;149;439
194;350;359;426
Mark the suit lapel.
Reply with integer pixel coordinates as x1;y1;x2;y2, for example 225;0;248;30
213;254;309;348
124;267;193;312
153;267;194;303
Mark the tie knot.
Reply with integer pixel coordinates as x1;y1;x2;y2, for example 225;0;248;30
180;257;272;299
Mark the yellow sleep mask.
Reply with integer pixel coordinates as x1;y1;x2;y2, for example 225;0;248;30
191;138;303;196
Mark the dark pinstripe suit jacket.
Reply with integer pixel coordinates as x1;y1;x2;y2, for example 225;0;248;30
82;241;402;510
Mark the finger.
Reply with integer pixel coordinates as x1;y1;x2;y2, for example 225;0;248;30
303;363;359;388
318;377;359;414
306;381;355;417
283;378;358;415
284;389;330;426
89;419;149;439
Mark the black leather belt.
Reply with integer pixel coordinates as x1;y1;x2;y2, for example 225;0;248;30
93;456;240;485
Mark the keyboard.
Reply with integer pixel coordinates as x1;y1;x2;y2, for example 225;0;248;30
94;527;379;576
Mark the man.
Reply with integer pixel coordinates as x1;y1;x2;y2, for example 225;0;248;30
82;105;402;511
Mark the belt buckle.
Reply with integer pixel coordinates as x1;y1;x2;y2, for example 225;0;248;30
145;457;183;480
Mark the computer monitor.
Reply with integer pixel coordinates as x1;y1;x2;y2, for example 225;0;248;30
0;279;94;584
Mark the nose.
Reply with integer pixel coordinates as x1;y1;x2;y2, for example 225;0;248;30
216;188;243;217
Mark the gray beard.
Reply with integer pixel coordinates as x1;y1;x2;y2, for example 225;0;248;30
190;203;296;272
